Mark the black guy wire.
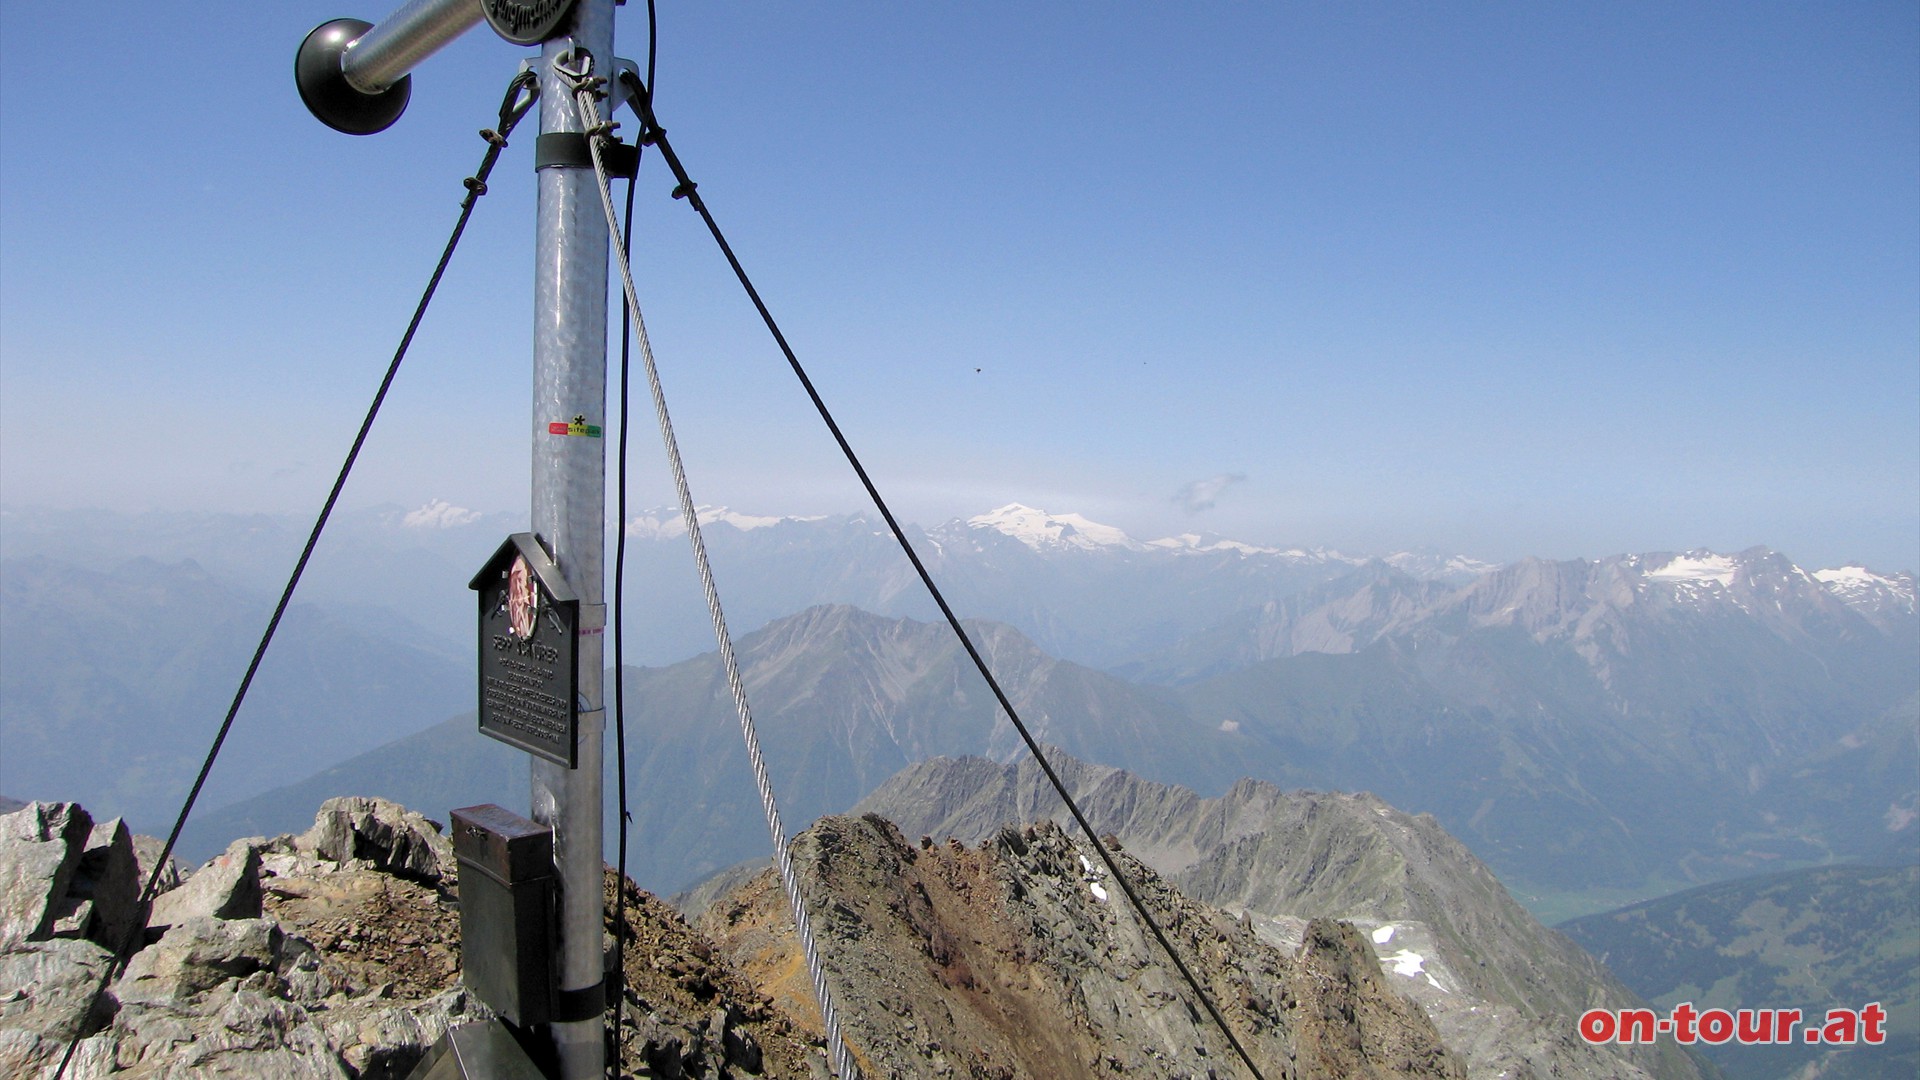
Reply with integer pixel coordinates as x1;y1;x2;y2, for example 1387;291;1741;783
52;68;539;1080
610;8;655;1072
645;0;658;102
618;69;1270;1080
609;130;641;1080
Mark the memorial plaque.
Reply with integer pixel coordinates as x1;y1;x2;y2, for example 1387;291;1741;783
469;533;579;767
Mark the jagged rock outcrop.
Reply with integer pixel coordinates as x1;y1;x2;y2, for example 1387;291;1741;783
701;813;1465;1079
1;802;114;951
0;797;489;1079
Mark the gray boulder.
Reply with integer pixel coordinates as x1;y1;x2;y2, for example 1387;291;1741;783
297;796;456;884
0;798;510;1079
147;838;264;933
65;818;142;953
137;989;347;1079
115;916;295;1002
130;833;184;897
0;937;115;1079
322;987;493;1079
0;802;93;948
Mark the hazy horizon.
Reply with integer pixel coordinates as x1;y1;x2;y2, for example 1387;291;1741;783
2;496;1913;578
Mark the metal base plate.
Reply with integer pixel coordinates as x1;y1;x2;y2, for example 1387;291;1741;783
405;1019;550;1080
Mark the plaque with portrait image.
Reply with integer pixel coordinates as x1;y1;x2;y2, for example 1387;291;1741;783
469;533;579;767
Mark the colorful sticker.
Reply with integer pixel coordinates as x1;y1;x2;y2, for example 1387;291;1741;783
548;414;603;437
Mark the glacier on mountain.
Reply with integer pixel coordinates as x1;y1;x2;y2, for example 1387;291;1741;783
400;498;481;529
1640;551;1740;587
963;503;1153;553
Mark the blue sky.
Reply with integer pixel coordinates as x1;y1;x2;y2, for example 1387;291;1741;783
2;2;1915;571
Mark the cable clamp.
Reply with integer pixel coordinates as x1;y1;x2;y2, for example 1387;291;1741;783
610;58;645;117
553;47;594;86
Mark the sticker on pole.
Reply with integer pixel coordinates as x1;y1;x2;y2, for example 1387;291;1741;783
469;533;579;767
547;414;602;437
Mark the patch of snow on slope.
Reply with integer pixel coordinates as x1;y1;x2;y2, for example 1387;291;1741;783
969;504;1149;553
1382;948;1447;992
1078;854;1109;902
695;507;799;530
1371;924;1396;945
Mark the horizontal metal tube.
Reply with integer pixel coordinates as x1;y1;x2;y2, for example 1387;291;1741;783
342;0;485;93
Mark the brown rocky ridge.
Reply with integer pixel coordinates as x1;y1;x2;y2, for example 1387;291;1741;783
853;752;1717;1080
699;812;1462;1079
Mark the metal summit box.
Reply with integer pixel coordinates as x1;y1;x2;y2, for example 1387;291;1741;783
450;803;554;1027
469;533;579;767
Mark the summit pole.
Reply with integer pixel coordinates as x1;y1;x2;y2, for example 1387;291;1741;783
530;2;615;1077
295;2;618;1074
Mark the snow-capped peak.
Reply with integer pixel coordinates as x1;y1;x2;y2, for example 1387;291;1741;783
624;506;822;538
402;499;481;529
1382;551;1499;583
965;504;1151;553
1147;532;1288;556
1814;565;1918;615
1815;565;1902;589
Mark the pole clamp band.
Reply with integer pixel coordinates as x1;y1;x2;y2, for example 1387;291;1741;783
535;132;591;170
536;133;639;178
551;979;606;1022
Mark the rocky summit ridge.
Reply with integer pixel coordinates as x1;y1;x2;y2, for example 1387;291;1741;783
2;795;1468;1079
856;752;1711;1080
700;813;1461;1079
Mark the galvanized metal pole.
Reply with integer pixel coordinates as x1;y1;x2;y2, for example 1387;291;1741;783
530;2;614;1078
339;0;485;93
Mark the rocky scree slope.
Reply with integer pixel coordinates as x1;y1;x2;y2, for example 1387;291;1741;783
857;753;1710;1080
700;812;1463;1079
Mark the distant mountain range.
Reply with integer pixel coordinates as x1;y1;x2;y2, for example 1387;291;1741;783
190;578;1912;909
0;501;1498;671
4;503;1912;904
0;556;468;832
